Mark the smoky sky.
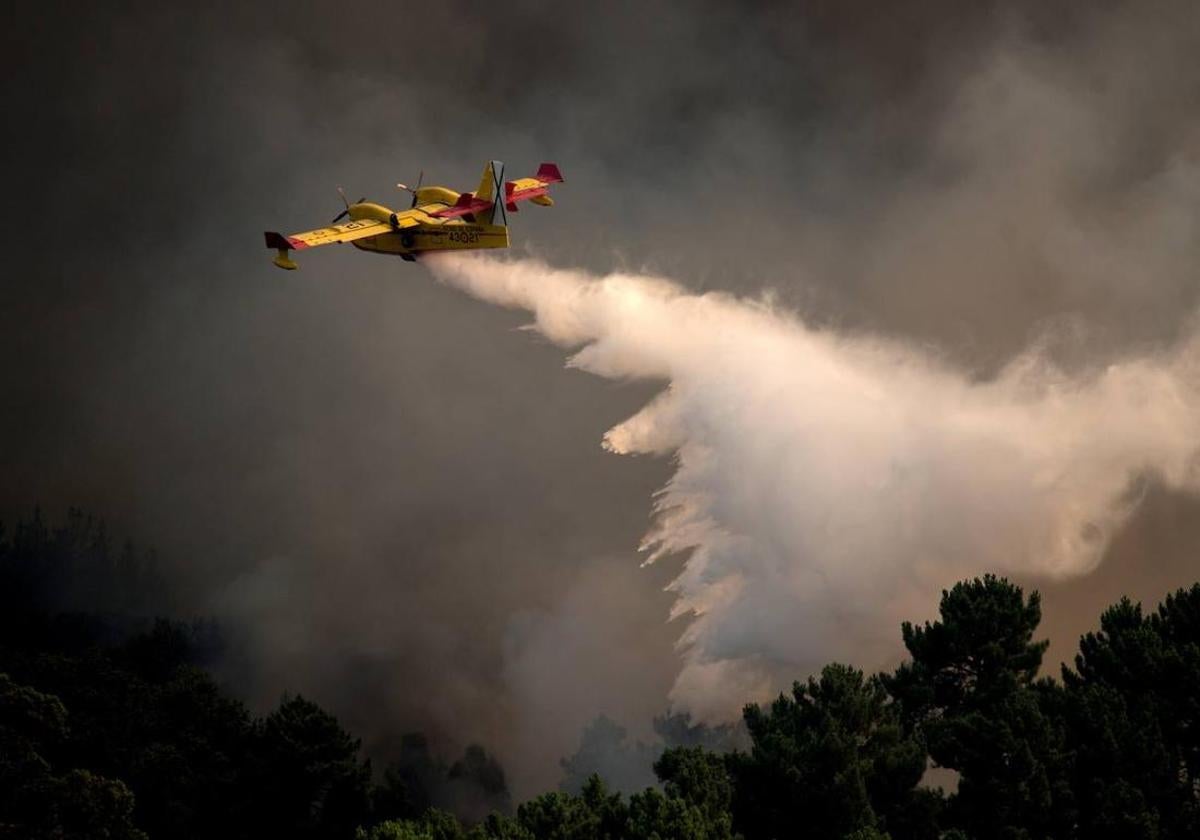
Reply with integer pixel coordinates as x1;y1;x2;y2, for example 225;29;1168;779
3;0;1199;798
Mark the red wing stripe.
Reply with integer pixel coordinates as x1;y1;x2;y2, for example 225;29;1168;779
265;231;309;250
430;196;495;218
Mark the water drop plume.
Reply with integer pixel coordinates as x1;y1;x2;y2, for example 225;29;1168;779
427;252;1200;719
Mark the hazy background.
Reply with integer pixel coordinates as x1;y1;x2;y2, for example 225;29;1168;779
3;0;1198;798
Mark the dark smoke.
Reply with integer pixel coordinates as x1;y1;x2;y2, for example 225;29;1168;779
3;0;1198;797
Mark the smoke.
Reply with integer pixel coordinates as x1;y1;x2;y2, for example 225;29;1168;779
427;251;1200;719
6;0;1200;800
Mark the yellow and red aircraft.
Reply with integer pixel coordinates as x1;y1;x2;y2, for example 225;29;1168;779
264;161;562;269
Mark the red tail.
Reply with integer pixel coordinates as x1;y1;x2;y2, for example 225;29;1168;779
536;162;564;184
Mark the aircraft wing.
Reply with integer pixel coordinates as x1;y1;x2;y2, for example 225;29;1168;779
266;216;416;251
264;211;422;268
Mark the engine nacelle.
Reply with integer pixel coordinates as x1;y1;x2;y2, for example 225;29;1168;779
347;202;396;223
414;186;460;207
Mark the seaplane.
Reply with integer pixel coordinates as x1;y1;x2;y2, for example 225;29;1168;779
264;161;562;269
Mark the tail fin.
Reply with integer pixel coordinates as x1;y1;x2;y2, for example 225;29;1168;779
474;160;504;225
536;162;564;184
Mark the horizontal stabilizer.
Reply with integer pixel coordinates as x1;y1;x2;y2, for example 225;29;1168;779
504;181;546;207
502;162;564;214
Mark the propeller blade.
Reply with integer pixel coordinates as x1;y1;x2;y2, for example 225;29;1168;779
413;172;424;207
395;172;425;207
331;192;366;224
331;186;352;222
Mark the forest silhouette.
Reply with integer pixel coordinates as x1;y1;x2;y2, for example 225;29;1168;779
2;508;1198;839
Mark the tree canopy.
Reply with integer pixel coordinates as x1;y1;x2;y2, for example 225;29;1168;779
3;509;1200;838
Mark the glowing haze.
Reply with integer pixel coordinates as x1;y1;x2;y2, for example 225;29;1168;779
428;252;1200;719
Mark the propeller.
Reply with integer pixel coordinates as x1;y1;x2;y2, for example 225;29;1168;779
396;171;424;208
331;187;365;223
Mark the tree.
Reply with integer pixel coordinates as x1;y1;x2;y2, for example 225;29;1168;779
654;746;735;830
123;664;252;838
475;811;536;839
517;776;628;840
446;744;512;823
627;786;725;840
559;715;658;795
251;693;372;840
888;575;1047;719
354;808;535;840
1063;586;1200;838
731;663;927;840
357;818;441;840
0;507;166;621
560;711;746;799
373;733;446;822
46;769;148;840
652;713;748;754
0;673;147;839
885;576;1073;840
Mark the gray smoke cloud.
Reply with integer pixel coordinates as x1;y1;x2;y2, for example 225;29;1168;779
3;0;1199;799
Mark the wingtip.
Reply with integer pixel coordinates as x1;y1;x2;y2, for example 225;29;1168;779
265;231;300;268
264;231;291;250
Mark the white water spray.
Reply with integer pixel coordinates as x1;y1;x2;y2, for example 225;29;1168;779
427;252;1200;719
